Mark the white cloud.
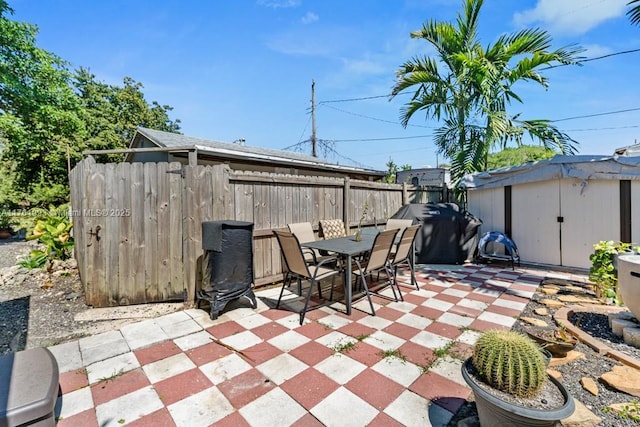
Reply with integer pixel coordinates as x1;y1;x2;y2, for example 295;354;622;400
513;0;628;35
581;43;612;58
256;0;300;9
301;12;319;24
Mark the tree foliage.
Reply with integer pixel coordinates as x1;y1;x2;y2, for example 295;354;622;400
629;0;640;26
391;0;582;189
0;2;180;208
487;145;557;170
383;158;411;183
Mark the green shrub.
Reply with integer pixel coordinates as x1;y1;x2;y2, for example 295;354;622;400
589;240;634;302
19;211;73;269
472;330;547;398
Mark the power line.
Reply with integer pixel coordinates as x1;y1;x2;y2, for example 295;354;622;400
329;134;432;143
553;107;640;122
317;48;640;104
322;104;433;128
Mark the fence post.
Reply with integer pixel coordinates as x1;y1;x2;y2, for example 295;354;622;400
343;177;350;234
402;182;408;205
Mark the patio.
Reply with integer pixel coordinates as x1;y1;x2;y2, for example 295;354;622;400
50;263;588;427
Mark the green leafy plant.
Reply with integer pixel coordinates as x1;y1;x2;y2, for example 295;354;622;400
19;212;73;268
603;400;640;421
589;240;634;303
472;330;547;398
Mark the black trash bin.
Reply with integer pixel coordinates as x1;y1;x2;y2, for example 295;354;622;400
198;220;257;319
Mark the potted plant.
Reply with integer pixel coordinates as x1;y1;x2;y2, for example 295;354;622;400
461;329;575;426
524;326;578;358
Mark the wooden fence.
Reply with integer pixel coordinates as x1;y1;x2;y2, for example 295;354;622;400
70;157;415;307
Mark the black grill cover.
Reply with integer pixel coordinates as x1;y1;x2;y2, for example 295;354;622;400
391;203;482;264
201;220;254;295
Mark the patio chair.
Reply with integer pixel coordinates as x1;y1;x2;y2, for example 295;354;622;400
385;218;413;233
389;224;421;290
347;228;400;315
385;218;414;253
273;230;342;325
287;222;323;263
319;219;347;239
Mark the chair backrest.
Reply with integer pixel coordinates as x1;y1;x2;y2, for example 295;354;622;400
386;218;413;235
365;228;398;272
287;222;316;243
391;224;421;264
319;219;346;239
273;230;310;278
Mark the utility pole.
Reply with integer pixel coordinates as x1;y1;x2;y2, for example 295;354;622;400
311;79;317;157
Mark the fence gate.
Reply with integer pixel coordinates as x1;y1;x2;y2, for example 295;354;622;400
71;158;185;306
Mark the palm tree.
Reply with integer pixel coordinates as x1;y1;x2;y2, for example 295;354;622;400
391;0;583;188
629;0;640;26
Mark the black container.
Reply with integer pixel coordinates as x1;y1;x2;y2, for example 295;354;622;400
198;220;257;319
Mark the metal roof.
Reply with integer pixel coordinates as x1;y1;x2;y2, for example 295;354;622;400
132;127;385;178
459;155;640;190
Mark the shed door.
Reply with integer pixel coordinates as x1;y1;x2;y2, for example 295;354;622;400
560;179;619;268
511;180;561;265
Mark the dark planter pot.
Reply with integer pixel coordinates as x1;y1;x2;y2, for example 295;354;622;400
461;359;575;427
0;228;11;239
526;328;577;358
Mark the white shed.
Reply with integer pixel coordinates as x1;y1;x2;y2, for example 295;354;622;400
459;155;640;269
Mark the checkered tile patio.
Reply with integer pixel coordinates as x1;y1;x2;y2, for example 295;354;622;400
50;264;588;427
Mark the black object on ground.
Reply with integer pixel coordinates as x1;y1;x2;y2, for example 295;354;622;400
390;203;482;264
198;220;257;319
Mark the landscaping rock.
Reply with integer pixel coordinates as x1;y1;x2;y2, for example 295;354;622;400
561;398;602;427
547;369;563;381
520;316;548;327
580;377;598;396
600;365;640;397
557;295;600;304
541;287;559;295
540;298;564;308
549;350;585;367
534;307;549;316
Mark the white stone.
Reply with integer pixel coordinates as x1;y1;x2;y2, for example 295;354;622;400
622;326;640;348
611;318;638;337
608;311;637;328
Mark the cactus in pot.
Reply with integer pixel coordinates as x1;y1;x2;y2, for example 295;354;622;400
472;329;547;397
461;329;574;426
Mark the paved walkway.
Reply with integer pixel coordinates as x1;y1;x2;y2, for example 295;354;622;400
50;264;588;427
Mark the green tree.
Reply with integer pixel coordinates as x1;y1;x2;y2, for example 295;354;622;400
391;0;582;189
73;68;180;153
0;2;180;207
0;0;84;205
487;145;557;170
383;158;411;183
629;0;640;25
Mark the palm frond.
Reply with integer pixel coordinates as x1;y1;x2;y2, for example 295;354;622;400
628;0;640;25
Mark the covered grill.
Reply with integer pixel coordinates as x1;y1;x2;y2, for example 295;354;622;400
198;220;257;319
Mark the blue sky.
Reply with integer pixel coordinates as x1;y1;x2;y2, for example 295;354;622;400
11;0;640;172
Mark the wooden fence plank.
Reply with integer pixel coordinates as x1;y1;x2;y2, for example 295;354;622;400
131;163;145;303
117;163;134;305
144;163;159;301
168;162;184;300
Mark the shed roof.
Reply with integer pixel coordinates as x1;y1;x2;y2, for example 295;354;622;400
459;155;640;190
129;127;385;179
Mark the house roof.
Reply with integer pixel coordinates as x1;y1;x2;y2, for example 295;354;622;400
459;155;640;190
130;127;385;178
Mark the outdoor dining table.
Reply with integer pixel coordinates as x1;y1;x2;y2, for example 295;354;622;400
301;229;378;315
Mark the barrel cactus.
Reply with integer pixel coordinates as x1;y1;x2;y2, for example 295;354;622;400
472;330;547;398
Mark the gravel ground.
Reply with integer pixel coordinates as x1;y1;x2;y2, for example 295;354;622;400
0;237;91;353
